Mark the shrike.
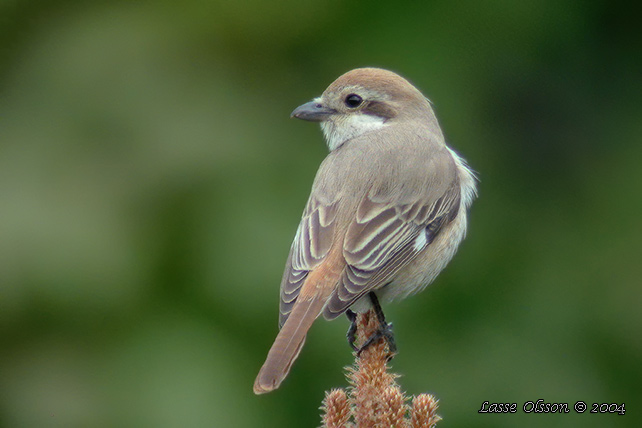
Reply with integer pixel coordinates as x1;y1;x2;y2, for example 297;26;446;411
254;68;477;394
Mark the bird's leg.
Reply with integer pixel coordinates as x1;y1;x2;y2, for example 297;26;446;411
357;292;397;358
345;309;359;351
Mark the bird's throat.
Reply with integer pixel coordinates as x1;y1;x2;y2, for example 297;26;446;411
321;114;387;151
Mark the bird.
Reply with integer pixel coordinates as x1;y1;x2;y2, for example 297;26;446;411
254;68;477;394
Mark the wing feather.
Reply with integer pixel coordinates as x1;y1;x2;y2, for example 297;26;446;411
278;133;465;325
279;198;338;327
324;180;461;319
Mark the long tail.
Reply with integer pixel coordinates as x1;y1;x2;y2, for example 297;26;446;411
254;251;344;395
253;292;327;394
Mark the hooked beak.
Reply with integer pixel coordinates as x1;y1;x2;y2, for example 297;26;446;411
290;100;336;122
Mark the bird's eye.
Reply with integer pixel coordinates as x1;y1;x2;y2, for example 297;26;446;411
344;94;363;108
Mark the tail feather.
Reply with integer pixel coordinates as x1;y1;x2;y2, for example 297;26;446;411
253;295;326;394
255;249;344;394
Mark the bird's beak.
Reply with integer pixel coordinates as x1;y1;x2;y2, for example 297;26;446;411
290;100;336;122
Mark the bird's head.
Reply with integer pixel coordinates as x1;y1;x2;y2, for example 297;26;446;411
291;68;433;150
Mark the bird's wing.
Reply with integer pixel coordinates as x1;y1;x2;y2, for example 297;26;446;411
278;196;339;327
323;177;462;319
279;135;464;325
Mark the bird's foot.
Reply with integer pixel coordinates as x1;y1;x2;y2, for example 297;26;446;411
345;293;397;360
346;309;359;352
356;320;397;360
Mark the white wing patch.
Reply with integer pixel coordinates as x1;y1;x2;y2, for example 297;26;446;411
413;229;428;252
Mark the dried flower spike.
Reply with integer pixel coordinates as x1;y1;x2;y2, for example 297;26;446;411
410;394;441;428
321;389;352;428
320;310;441;428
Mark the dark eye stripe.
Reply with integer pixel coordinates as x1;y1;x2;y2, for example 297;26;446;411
363;101;396;119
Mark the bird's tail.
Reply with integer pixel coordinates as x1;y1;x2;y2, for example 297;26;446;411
253;291;327;394
254;248;344;394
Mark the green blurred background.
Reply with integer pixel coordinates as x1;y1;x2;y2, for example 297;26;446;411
1;1;640;427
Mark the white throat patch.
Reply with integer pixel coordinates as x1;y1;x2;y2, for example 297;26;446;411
321;114;387;151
